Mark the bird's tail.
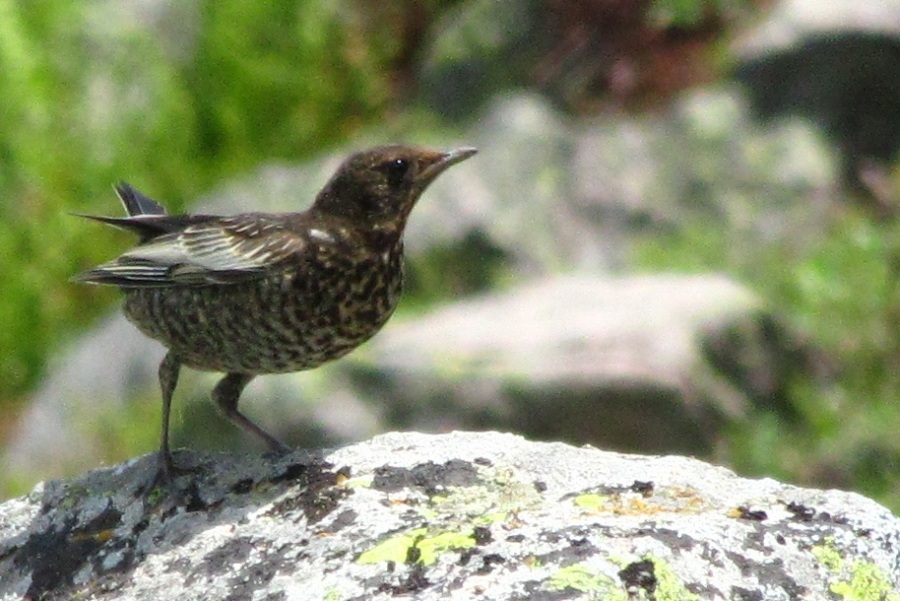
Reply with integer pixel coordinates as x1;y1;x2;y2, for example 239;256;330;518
71;183;175;240
114;182;168;217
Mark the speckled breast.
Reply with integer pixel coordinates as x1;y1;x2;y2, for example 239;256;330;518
122;251;403;374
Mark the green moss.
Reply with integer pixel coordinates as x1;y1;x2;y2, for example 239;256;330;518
830;561;900;601
357;527;477;566
814;541;900;601
650;556;700;601
358;528;427;565
607;555;699;601
145;486;167;508
573;493;608;512
546;556;699;600
812;541;844;572
323;588;342;601
415;530;477;565
546;564;623;598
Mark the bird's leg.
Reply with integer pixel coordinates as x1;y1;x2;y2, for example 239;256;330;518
212;373;291;453
156;352;182;482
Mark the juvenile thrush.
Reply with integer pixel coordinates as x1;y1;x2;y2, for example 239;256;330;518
74;145;476;480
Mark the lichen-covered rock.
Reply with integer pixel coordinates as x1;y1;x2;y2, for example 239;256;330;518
1;432;898;600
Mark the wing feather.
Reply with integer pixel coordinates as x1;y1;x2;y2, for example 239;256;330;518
74;214;312;287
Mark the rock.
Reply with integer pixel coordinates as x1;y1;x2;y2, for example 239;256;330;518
735;32;900;196
573;88;838;246
360;274;786;455
733;0;900;197
6;315;164;478
1;432;898;600
733;0;900;55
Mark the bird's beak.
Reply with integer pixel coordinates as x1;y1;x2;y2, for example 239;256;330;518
441;146;478;167
417;147;477;186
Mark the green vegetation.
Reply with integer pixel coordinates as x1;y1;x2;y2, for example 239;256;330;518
634;203;900;505
0;1;458;409
1;1;897;517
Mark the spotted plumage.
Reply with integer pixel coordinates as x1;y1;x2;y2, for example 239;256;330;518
74;145;476;481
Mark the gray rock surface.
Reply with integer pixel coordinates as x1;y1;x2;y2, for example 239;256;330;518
2;432;898;600
361;274;768;455
734;0;900;55
733;1;900;198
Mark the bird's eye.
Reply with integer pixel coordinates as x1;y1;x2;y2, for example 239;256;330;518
383;158;409;188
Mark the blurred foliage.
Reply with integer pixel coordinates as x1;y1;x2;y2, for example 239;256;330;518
2;0;898;518
405;231;513;310
422;0;762;119
650;0;748;27
634;203;900;506
0;0;463;408
0;0;748;410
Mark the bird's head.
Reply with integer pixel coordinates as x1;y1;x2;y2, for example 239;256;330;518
313;145;476;235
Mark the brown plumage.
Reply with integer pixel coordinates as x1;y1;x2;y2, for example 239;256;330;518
74;145;476;480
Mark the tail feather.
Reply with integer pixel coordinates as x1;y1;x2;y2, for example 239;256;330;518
72;183;204;241
70;212;178;241
115;182;167;216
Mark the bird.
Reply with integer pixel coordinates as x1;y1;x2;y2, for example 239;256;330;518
73;144;477;482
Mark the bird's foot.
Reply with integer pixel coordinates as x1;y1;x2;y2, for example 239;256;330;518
262;438;293;461
139;451;194;502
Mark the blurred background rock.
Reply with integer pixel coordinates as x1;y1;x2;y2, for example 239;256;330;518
1;0;898;509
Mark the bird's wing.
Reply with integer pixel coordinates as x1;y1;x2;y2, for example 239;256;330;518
73;214;311;287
